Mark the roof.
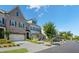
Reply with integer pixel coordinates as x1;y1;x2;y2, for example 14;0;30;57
0;9;8;14
0;6;17;14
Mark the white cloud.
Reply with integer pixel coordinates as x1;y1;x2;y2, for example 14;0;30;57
27;5;41;9
27;5;42;12
26;5;49;19
27;5;49;12
37;13;44;18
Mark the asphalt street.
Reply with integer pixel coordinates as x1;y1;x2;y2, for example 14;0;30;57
37;41;79;53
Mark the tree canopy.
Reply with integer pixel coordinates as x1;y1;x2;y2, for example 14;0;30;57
43;22;57;40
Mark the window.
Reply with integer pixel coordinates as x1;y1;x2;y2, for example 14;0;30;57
0;18;5;25
19;22;24;28
2;18;4;24
16;12;19;16
10;20;16;27
23;24;24;28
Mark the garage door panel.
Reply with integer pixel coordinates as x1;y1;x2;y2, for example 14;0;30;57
9;34;25;41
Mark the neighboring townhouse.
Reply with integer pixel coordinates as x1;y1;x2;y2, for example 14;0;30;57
27;19;42;40
0;6;29;41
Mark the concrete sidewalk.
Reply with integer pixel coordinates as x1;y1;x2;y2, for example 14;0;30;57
0;41;56;53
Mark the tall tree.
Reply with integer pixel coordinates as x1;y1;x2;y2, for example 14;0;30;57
43;22;57;43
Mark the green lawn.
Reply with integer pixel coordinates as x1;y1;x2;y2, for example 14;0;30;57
0;48;29;53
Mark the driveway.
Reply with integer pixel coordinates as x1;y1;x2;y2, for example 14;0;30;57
15;41;56;52
37;41;79;53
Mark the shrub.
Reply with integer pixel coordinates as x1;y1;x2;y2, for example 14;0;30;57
29;38;32;40
7;40;12;43
0;39;7;44
8;45;12;47
3;45;7;47
44;39;50;42
13;44;16;46
0;46;2;48
0;42;20;48
0;39;12;44
27;39;40;44
17;44;20;46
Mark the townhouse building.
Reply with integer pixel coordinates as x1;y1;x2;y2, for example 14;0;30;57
0;6;41;41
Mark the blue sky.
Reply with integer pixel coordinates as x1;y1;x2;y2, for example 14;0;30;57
0;5;79;35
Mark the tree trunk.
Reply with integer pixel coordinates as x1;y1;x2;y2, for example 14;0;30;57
7;35;9;40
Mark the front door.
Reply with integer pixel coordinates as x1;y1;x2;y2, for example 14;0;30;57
0;28;4;39
26;32;29;39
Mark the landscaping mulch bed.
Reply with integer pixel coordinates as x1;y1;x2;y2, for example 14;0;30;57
0;44;20;48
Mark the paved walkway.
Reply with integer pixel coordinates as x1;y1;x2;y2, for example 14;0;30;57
0;41;55;53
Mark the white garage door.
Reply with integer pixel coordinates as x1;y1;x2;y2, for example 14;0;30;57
9;34;25;41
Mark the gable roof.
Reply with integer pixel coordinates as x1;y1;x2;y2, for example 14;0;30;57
0;6;32;24
0;9;8;14
8;6;25;19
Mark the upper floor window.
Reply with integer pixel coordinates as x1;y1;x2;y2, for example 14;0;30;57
10;20;16;27
0;18;5;25
16;12;19;16
19;22;24;28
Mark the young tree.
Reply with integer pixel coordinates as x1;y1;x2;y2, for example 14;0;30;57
66;31;73;40
2;30;10;40
43;22;57;44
